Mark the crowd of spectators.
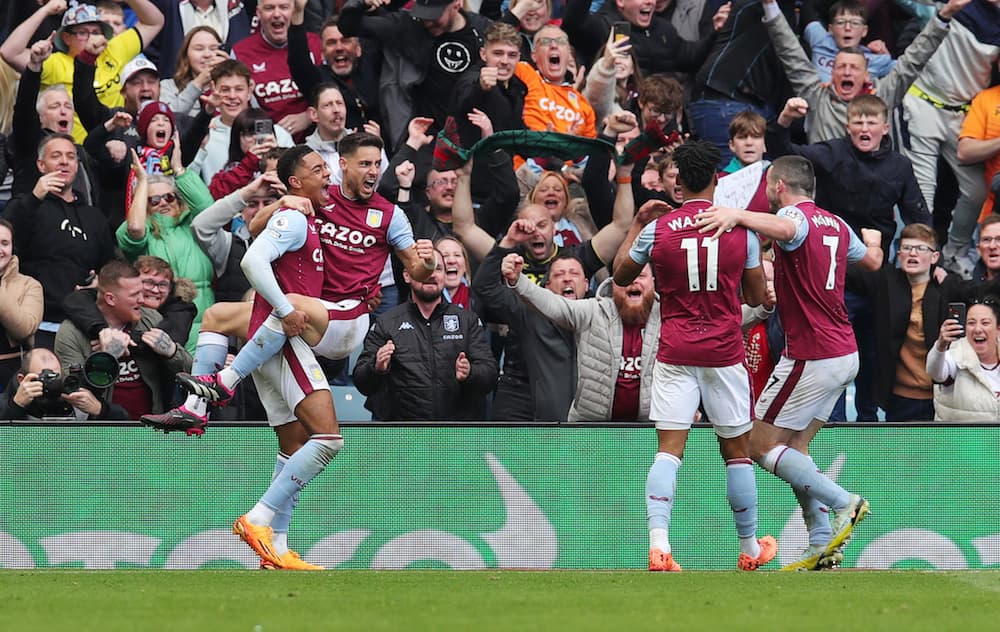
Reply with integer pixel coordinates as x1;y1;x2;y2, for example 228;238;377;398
0;0;999;422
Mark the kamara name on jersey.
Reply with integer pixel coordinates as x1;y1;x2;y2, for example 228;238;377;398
810;213;842;231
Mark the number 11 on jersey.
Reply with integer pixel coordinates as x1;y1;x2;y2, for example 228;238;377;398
680;236;719;292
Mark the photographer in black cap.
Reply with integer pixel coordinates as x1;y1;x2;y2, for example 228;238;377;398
0;348;128;420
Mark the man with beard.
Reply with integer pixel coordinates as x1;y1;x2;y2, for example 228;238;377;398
499;239;661;421
354;249;498;420
288;3;380;133
613;139;773;572
144;135;437;432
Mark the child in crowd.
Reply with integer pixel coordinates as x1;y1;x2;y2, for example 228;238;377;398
804;0;896;84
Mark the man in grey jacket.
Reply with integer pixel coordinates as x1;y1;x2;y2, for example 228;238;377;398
761;0;968;144
499;215;663;422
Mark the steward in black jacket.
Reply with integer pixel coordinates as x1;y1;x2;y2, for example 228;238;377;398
354;299;498;421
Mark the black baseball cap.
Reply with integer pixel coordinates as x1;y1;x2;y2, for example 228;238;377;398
410;0;452;21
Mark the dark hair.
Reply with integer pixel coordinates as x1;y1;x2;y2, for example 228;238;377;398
338;131;383;158
228;108;274;165
829;0;867;21
769;156;816;198
541;253;586;287
970;296;1000;323
276;145;317;189
310;82;343;109
671;140;720;193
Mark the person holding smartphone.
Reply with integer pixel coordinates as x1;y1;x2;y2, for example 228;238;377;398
926;299;1000;421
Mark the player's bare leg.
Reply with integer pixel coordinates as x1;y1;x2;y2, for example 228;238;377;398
176;293;334;404
140;301;254;434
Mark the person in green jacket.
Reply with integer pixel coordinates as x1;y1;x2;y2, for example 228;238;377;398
118;149;215;353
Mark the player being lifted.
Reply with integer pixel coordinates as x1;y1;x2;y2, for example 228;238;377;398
142;132;435;432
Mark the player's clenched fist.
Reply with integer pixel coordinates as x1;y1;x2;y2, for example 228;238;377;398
415;239;436;267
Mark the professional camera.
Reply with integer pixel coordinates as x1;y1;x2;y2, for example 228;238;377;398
37;352;120;400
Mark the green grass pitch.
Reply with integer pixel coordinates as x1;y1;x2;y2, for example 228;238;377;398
2;570;999;631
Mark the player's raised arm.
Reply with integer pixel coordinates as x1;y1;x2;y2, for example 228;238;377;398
397;238;438;283
854;228;884;271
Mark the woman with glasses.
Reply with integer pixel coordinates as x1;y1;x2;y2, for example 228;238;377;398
927;298;1000;421
117;149;216;353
